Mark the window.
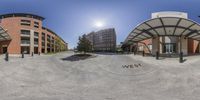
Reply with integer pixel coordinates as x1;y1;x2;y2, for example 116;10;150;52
34;21;39;28
21;30;30;35
34;32;39;37
34;38;38;45
21;37;30;44
42;33;45;40
21;20;31;26
47;35;51;42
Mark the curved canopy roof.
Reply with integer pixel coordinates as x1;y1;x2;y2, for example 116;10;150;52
124;17;200;44
0;26;11;41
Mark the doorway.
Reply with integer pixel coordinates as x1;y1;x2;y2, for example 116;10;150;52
2;47;7;54
163;43;176;54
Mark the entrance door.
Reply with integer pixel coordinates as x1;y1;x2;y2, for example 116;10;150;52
163;43;176;54
2;47;7;54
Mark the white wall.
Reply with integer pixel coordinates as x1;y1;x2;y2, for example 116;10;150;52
152;11;188;19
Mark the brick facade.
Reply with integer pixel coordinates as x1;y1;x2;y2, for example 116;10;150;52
0;13;67;55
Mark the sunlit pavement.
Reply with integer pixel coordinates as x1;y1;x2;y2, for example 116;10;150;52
0;51;200;100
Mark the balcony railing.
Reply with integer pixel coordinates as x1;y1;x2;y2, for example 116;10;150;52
34;42;38;45
21;33;30;37
21;40;30;44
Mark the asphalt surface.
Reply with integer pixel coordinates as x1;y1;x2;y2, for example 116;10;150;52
0;52;200;100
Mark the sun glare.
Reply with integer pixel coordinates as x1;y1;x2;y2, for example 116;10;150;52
94;21;104;28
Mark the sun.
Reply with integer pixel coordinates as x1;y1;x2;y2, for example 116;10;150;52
94;21;104;28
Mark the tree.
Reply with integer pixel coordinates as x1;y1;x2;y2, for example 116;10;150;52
77;34;92;53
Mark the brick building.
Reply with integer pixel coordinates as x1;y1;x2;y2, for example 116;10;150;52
0;13;67;55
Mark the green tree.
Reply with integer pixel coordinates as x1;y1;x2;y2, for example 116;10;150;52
77;34;92;54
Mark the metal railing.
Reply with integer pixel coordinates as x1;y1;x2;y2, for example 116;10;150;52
21;33;30;36
21;40;30;44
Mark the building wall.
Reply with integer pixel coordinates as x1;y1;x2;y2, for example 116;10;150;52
138;36;199;56
151;11;188;19
86;28;116;52
138;39;152;53
0;17;43;54
0;14;67;55
178;37;188;55
193;40;199;53
85;32;95;50
188;39;194;54
152;37;159;55
188;39;199;54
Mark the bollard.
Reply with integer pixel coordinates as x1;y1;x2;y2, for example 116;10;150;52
5;52;9;61
22;52;24;58
179;52;183;63
156;51;159;60
142;51;145;57
32;52;34;57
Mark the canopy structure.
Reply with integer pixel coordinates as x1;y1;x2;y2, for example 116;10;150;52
0;26;11;41
124;17;200;44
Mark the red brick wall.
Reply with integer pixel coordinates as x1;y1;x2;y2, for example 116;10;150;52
193;40;199;53
187;39;199;54
138;39;152;53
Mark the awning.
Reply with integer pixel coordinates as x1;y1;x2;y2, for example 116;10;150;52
0;26;11;41
124;17;200;44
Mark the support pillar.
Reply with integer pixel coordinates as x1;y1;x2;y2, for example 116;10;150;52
178;36;188;55
45;33;47;53
156;51;159;60
30;30;34;55
152;37;160;56
134;43;138;55
179;36;183;63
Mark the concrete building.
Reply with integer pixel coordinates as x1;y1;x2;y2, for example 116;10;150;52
0;13;67;55
86;28;116;52
122;11;200;56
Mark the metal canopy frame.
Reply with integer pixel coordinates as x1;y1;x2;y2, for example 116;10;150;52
0;26;11;41
124;17;200;44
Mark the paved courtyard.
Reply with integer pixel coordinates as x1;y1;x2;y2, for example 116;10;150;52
0;52;200;100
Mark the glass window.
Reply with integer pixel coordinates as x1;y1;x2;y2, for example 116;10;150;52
34;32;39;37
21;30;30;35
21;20;31;26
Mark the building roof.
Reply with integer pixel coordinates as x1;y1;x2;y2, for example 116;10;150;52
0;13;45;21
124;17;200;44
0;26;11;41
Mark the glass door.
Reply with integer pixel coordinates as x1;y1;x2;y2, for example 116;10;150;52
163;43;176;54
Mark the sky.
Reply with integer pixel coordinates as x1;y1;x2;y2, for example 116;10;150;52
0;0;200;49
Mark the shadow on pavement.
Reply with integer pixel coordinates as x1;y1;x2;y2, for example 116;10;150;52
182;59;187;63
61;54;97;61
94;52;125;55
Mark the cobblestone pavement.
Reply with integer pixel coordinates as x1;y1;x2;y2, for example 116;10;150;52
0;52;200;100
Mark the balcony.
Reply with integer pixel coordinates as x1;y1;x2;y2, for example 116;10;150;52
34;35;39;39
21;40;30;44
34;42;38;47
21;33;30;37
21;40;30;46
34;32;39;38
